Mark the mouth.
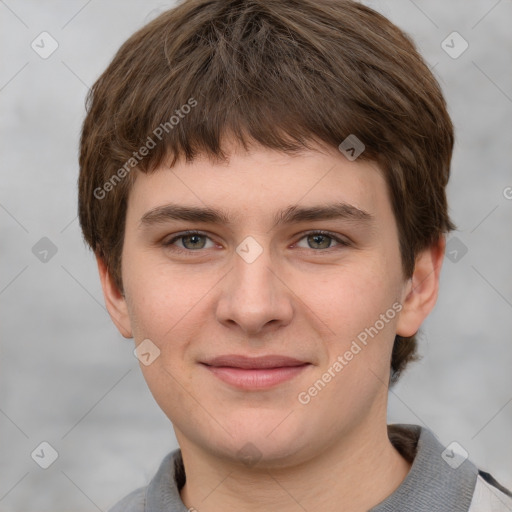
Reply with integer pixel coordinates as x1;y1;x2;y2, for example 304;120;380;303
200;355;311;390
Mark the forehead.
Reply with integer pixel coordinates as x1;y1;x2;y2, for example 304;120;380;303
126;144;391;228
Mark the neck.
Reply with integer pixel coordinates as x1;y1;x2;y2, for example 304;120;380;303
177;421;411;512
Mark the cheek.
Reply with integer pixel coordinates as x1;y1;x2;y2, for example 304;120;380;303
122;248;213;343
305;262;401;341
307;266;403;400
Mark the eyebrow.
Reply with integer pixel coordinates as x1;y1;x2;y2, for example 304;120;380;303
139;202;374;230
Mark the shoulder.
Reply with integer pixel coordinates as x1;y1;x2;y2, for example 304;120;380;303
107;449;185;512
468;472;512;512
108;486;146;512
374;425;512;512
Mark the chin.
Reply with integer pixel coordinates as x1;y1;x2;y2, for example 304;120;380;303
202;411;316;469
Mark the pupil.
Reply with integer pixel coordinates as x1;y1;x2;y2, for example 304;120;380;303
311;234;329;249
185;234;203;249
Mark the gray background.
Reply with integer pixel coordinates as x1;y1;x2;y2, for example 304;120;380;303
1;1;511;510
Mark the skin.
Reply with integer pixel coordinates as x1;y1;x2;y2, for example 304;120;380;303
97;139;445;512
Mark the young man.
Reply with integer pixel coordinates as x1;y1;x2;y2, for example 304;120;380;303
78;0;511;510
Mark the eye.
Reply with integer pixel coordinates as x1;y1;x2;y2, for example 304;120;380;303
294;231;350;250
164;231;216;251
162;229;350;253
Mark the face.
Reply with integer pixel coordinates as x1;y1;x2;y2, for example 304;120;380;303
101;141;438;468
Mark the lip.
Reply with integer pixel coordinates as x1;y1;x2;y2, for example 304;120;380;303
200;355;311;390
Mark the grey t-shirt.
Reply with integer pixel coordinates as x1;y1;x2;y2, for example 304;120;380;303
108;424;512;511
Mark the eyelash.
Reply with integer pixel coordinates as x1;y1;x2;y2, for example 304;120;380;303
162;230;351;253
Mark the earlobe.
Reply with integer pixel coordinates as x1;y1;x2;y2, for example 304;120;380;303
396;237;446;338
96;255;133;338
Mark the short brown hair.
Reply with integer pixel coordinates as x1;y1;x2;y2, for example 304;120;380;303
78;0;455;383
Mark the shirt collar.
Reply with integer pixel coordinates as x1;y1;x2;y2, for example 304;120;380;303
144;424;479;512
370;424;478;512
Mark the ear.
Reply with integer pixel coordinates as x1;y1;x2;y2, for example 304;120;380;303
396;236;446;337
96;254;133;338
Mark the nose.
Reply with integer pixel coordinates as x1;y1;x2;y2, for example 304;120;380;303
215;239;294;336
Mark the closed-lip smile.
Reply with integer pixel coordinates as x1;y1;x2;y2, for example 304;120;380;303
200;354;311;389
